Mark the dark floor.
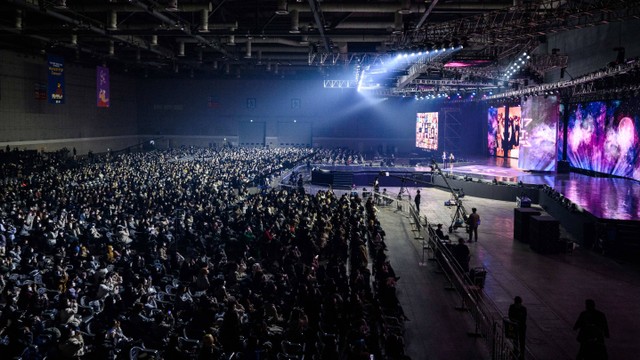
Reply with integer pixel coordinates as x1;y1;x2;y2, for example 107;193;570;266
371;187;640;360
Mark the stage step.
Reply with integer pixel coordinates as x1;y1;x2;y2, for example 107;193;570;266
332;172;353;189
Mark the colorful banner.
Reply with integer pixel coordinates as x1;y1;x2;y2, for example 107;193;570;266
47;55;65;104
96;66;110;108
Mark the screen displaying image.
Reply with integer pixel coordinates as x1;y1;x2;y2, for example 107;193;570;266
487;106;506;156
519;96;559;171
567;99;640;180
558;103;565;161
506;106;522;158
416;112;438;150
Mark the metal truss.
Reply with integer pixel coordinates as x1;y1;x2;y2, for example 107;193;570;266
395;51;451;89
405;0;640;61
528;54;569;76
323;80;357;88
485;60;640;100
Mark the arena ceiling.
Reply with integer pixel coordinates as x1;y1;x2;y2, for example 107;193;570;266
1;0;639;96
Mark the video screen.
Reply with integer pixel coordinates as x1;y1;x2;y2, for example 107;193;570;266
567;99;640;180
488;105;523;159
558;103;565;161
416;112;438;150
507;106;521;158
487;106;505;156
519;96;559;171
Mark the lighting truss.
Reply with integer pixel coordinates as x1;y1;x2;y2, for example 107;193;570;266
486;61;640;100
406;0;640;61
323;80;357;88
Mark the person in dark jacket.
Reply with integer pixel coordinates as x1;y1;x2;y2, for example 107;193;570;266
573;299;609;360
508;296;527;359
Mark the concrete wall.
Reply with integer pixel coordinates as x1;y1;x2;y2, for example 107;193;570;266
136;77;486;155
543;19;640;82
0;50;139;154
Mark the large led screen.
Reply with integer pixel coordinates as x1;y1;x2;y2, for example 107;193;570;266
567;99;640;180
416;112;438;150
557;103;565;161
507;106;521;158
487;106;505;156
519;96;559;171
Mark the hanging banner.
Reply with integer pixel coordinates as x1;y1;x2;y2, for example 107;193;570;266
47;55;65;104
96;66;110;108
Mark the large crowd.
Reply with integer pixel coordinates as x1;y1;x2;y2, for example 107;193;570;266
0;147;407;360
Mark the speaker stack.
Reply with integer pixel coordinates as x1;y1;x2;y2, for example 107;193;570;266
514;208;541;243
529;215;560;254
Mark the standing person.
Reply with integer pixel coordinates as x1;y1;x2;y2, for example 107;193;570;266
414;190;421;214
509;296;527;359
574;299;609;360
373;177;380;204
467;208;480;242
442;151;447;168
452;237;470;272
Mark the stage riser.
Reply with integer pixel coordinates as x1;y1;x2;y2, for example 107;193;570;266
432;176;541;204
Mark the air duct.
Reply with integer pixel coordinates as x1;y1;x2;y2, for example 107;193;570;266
108;10;117;30
244;39;252;59
54;0;67;9
398;0;411;15
178;41;185;56
151;34;158;46
71;34;77;45
16;9;22;30
166;0;178;12
228;34;236;46
199;9;209;32
393;12;403;34
108;40;115;56
290;9;300;34
276;0;289;15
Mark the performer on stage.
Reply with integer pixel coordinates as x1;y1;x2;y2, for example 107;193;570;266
449;153;455;171
442;151;447;168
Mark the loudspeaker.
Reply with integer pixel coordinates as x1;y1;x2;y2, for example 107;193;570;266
529;215;560;254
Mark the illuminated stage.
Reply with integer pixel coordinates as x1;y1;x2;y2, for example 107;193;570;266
312;156;640;222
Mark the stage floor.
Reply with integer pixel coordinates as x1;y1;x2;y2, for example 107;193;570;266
448;157;640;221
314;156;640;221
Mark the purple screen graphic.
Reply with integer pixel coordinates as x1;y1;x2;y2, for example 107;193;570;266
567;99;640;180
519;96;558;171
557;103;565;161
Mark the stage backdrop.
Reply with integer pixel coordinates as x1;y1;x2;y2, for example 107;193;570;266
567;99;640;180
519;96;559;171
558;103;566;161
416;112;438;150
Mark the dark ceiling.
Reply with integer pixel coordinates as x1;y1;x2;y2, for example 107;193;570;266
1;0;638;96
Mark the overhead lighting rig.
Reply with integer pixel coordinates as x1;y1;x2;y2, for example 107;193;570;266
503;52;531;80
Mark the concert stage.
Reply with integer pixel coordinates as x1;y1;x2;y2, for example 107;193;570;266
310;156;640;258
312;157;640;221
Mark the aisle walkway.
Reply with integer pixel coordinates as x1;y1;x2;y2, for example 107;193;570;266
375;187;640;360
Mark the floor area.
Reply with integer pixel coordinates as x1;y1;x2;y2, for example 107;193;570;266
371;186;640;360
